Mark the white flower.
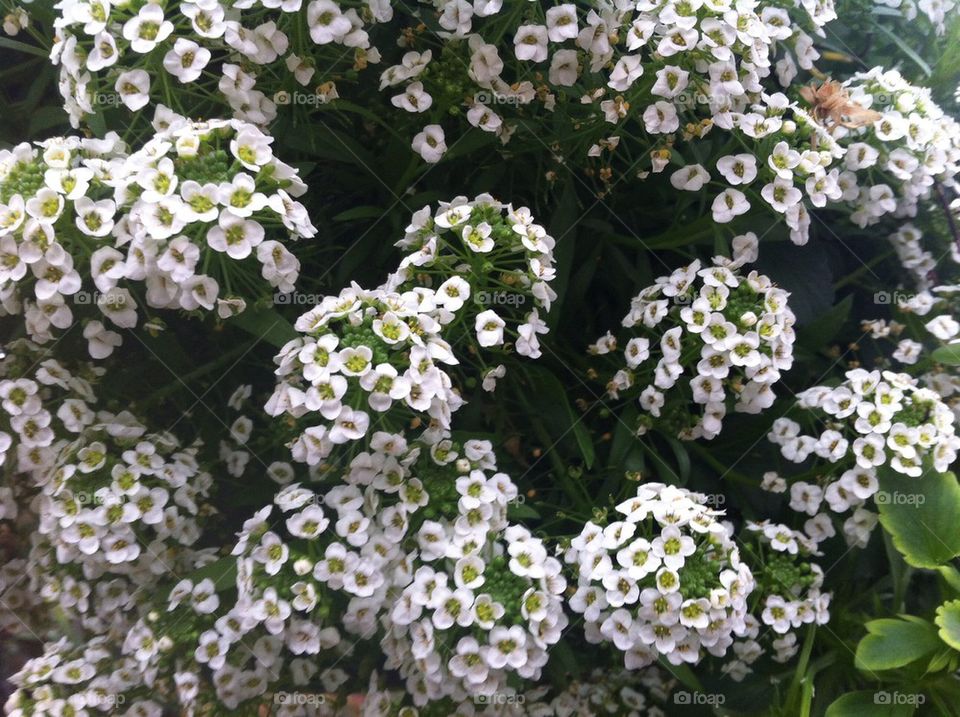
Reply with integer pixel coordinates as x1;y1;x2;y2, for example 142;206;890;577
761;177;802;213
716;154;758;185
307;0;352;44
475;309;506;347
163;38;211;83
670;164;710;191
546;4;579;42
115;70;151;110
711;189;750;222
514;24;548;62
926;315;960;340
462;222;494;253
206;212;265;259
122;3;173;54
83;320;122;359
391;81;433;113
412;124;447;163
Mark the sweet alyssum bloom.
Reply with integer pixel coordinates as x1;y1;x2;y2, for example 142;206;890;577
591;256;796;441
769;366;960;545
566;482;755;668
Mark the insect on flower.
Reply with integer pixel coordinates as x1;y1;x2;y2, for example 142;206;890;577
799;80;882;130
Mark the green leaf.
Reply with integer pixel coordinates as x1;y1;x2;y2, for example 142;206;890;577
932;344;960;366
935;600;960;652
825;691;915;717
871;22;933;76
855;617;942;671
184;556;238;592
332;205;390;222
0;36;49;57
877;469;960;568
230;306;298;349
938;565;960;595
796;295;853;351
507;502;541;520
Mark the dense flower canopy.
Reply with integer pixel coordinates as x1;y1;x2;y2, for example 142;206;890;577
1;0;960;715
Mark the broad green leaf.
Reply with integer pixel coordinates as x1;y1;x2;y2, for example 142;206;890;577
932;344;960;366
825;691;915;717
935;600;960;652
855;618;941;671
877;469;960;568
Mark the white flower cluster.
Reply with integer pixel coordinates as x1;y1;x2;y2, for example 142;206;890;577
267;283;463;465
51;0;388;127
724;522;830;680
219;383;299;485
117;114;314;314
874;0;957;34
26;412;214;635
591;256;796;440
0;341;101;476
0;342;100;648
888;223;938;290
385;519;567;705
5;637;153;717
379;0;832;164
359;665;678;717
0;115;315;357
386;194;557;361
0;132;127;348
153;478;393;710
770;369;960;536
565;482;754;668
775;368;959;477
841;68;960;227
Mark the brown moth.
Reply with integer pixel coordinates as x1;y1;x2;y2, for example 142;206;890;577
799;80;883;130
